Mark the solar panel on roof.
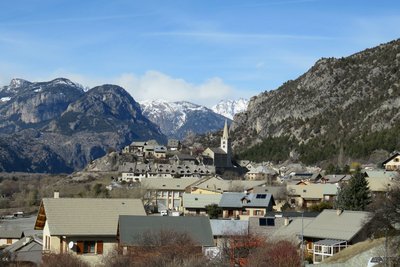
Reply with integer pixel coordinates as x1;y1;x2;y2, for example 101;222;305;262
256;194;267;199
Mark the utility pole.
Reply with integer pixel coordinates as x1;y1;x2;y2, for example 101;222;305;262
384;185;390;267
301;210;304;266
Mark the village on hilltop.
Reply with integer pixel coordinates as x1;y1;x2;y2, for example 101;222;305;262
1;121;399;267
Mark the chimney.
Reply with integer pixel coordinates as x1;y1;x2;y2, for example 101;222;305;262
336;209;343;216
284;217;290;226
54;191;60;199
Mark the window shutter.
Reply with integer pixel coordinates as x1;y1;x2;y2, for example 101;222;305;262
96;241;103;254
77;241;84;255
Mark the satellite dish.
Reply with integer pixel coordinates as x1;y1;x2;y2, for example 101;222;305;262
68;241;74;249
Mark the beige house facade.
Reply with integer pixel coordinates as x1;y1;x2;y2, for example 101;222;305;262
382;153;400;171
34;197;146;266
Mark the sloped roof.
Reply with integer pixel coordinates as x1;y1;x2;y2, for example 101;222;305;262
0;227;23;239
287;184;338;199
208;147;227;154
219;192;274;208
141;178;199;190
118;215;214;246
253;185;285;197
210;219;248;236
322;174;350;183
183;193;222;209
302;209;371;241
131;141;147;147
382;152;400;165
247;166;277;175
272;217;314;243
34;198;146;236
291;173;321;181
154;146;167;152
174;154;197;161
2;235;42;254
364;170;400;192
191;176;267;193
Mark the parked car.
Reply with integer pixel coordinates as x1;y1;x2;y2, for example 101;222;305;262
160;210;168;216
367;256;383;267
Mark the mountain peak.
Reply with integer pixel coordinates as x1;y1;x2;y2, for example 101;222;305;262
212;98;249;120
8;78;32;90
48;78;84;90
140;100;229;139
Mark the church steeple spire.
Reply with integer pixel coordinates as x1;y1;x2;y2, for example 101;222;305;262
222;119;229;139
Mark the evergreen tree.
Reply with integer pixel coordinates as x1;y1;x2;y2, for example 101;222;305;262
336;172;371;211
205;204;222;219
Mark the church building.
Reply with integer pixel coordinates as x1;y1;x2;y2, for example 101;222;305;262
202;120;233;172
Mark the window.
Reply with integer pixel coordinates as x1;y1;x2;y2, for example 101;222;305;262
266;218;275;226
45;236;51;250
7;238;12;244
254;210;263;216
77;241;103;254
259;218;275;226
84;241;95;253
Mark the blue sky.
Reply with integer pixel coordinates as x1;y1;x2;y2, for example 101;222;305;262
1;0;400;107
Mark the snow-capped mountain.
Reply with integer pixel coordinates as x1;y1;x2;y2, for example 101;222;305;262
211;98;249;120
140;100;230;139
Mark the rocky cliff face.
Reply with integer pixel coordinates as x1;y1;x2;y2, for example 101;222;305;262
232;39;400;163
0;78;84;133
0;79;166;173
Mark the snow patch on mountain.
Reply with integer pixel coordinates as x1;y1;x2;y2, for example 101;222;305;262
211;98;249;119
140;99;228;139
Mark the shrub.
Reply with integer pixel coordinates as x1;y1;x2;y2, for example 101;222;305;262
41;253;90;267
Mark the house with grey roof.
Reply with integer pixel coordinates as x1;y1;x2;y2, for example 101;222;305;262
117;215;214;255
267;209;372;264
34;195;146;266
182;193;222;215
245;165;277;181
252;185;287;211
290;172;322;183
382;152;400;171
287;183;338;208
171;154;198;165
167;139;181;151
0;235;42;265
190;176;267;194
141;178;199;211
219;192;275;220
210;219;248;249
154;146;167;159
319;174;352;184
364;170;400;195
0;227;24;247
302;209;372;264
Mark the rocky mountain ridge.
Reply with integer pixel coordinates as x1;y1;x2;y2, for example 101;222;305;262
232;38;400;164
140;100;230;139
0;79;166;173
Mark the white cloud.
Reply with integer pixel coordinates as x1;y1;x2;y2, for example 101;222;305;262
114;71;235;107
12;69;239;107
